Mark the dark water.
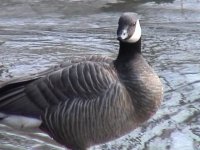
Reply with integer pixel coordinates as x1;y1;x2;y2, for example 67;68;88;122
0;0;200;150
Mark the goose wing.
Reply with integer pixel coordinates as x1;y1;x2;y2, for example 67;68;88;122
26;60;117;108
0;56;116;118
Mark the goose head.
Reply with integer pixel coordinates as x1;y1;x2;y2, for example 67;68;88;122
117;13;141;43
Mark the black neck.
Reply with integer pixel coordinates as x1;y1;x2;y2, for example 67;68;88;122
116;38;141;62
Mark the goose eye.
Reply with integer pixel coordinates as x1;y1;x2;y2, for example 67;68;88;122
131;22;136;26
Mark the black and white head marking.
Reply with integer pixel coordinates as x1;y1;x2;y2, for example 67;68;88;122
117;12;141;43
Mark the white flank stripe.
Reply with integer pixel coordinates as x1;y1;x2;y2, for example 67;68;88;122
1;114;42;130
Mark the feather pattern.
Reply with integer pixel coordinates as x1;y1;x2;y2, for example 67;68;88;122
41;82;134;149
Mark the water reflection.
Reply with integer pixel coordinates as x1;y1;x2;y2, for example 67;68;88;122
0;0;200;150
102;0;175;12
144;0;174;3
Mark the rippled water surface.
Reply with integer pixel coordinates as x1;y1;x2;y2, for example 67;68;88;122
0;0;200;150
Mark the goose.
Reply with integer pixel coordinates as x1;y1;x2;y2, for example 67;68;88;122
0;13;163;150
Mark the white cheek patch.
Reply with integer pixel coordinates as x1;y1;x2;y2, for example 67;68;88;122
126;19;141;43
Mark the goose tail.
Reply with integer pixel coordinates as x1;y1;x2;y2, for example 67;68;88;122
0;81;42;130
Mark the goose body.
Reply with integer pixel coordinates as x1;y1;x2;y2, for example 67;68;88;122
0;13;163;150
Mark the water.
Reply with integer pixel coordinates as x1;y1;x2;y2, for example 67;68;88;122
0;0;200;149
